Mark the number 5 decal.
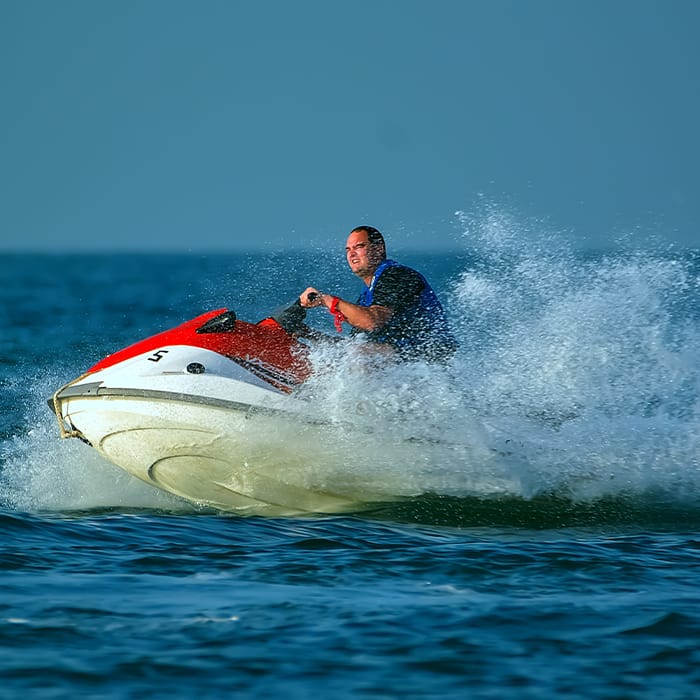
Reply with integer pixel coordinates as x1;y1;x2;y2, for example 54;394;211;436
147;350;169;363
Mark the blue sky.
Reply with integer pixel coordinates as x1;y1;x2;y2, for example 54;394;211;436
2;0;698;252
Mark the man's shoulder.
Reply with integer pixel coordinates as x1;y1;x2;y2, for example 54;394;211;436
378;263;424;286
373;263;425;307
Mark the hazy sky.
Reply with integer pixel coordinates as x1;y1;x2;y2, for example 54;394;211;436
2;0;698;252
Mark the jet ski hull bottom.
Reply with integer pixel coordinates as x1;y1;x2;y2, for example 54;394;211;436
54;389;393;516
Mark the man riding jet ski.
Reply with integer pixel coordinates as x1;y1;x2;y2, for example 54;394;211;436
296;226;457;363
50;227;458;515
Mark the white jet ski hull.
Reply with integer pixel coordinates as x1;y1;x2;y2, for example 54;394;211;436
52;342;390;516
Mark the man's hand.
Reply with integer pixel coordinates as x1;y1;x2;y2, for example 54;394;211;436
300;288;325;308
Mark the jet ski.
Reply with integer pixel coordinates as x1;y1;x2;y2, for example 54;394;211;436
50;300;402;516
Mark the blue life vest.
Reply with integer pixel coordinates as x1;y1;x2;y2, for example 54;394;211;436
356;259;457;362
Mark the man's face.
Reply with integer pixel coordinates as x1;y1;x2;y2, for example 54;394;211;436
345;230;384;279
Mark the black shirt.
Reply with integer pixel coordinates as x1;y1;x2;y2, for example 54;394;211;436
368;266;426;314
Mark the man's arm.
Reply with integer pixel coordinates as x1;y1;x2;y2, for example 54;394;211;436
300;287;393;331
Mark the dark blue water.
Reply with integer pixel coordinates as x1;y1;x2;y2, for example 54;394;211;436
2;224;700;697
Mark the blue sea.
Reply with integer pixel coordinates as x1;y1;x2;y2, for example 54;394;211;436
2;220;700;698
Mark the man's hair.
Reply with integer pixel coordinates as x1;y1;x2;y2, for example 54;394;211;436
351;225;386;253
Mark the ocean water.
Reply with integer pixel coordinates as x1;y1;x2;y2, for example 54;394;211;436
2;218;700;698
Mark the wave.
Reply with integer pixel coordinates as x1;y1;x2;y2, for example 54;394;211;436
293;206;700;507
